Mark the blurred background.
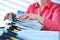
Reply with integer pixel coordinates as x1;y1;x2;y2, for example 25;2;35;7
0;0;60;21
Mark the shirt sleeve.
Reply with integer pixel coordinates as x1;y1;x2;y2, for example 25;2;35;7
43;7;60;31
26;6;30;13
26;5;32;14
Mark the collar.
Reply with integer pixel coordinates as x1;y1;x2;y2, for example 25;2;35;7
45;0;52;8
34;0;52;9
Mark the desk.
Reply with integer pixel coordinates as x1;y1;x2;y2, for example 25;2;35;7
17;30;60;40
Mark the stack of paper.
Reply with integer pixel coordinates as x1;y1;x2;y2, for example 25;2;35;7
15;20;43;30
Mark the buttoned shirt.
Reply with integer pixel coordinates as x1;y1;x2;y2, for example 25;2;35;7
26;0;60;31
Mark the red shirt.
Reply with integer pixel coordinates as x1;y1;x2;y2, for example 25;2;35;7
26;0;60;31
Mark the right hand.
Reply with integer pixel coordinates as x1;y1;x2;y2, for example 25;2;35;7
4;12;16;21
19;14;44;24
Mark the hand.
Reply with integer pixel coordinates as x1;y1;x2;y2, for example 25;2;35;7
19;14;38;20
19;14;44;24
4;12;16;21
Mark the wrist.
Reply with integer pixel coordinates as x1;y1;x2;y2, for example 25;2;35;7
36;16;44;24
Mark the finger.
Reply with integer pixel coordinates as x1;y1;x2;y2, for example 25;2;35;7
19;14;29;20
27;17;31;20
19;14;24;20
27;17;36;20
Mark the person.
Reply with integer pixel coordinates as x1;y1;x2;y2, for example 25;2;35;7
4;0;60;31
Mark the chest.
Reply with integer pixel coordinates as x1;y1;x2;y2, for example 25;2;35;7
32;7;53;19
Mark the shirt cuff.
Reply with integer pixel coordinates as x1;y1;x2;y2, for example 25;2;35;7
43;19;52;30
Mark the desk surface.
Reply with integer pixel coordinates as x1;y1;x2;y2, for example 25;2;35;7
17;30;59;40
